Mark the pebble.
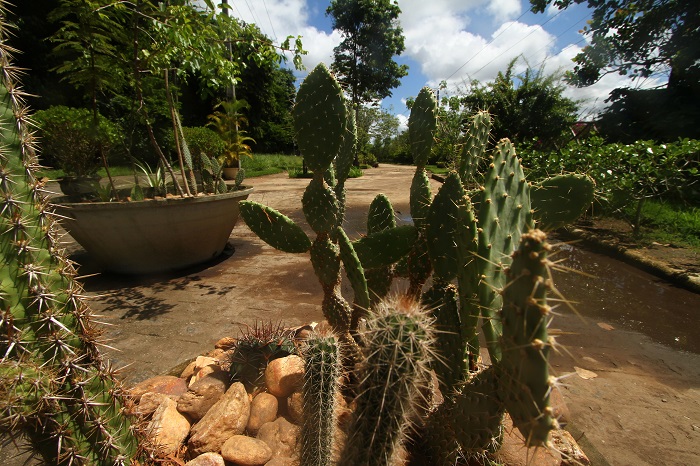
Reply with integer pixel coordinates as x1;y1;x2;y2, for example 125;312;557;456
247;392;279;435
221;435;273;465
264;355;304;397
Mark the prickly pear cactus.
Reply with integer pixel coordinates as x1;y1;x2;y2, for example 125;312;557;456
0;8;143;464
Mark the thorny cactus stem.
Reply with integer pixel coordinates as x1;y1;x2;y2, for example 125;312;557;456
0;6;145;464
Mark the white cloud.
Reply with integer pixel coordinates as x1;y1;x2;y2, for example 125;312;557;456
486;0;522;23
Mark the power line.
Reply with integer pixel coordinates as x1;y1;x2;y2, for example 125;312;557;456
444;10;530;82
261;0;278;41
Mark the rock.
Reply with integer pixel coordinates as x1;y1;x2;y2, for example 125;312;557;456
265;457;298;466
286;391;303;424
181;360;198;379
257;417;300;461
147;398;191;456
177;371;229;421
188;382;251;455
215;336;237;350
207;348;226;360
492;414;561;466
264;355;304;398
247;392;279;435
189;356;220;386
130;375;188;399
185;452;226;466
552;429;590;465
221;435;272;466
137;392;171;417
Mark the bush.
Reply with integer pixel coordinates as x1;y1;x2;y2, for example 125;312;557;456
183;126;226;171
34;106;123;177
518;137;700;220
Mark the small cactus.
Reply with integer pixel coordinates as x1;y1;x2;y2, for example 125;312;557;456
300;332;342;466
339;296;435;466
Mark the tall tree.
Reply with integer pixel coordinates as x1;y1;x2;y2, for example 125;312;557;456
530;0;700;141
327;0;408;161
530;0;699;92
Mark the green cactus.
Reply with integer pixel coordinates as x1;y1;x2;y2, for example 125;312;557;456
300;332;342;466
409;87;439;169
364;194;398;305
477;138;534;363
228;322;298;389
458;110;493;186
0;8;143;464
338;296;435;466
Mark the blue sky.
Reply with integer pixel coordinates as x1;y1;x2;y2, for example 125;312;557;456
214;0;665;124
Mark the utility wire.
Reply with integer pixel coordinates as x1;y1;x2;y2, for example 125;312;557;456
444;9;530;82
261;0;278;41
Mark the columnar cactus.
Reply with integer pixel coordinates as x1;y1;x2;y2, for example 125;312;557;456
300;332;342;466
0;7;143;464
338;296;435;466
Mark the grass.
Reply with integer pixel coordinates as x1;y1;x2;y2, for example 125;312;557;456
36;154;304;180
287;165;364;179
625;199;700;249
425;164;449;175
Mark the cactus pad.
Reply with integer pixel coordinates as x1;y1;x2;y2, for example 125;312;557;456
240;201;312;253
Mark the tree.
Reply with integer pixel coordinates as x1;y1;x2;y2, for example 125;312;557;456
530;0;700;141
327;0;408;161
461;58;579;146
530;0;699;92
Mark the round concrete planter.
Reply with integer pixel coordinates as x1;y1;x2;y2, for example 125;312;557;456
53;187;253;274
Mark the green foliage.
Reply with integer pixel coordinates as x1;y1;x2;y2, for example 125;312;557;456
626;200;700;248
207;99;255;167
182;125;226;170
33;105;123;177
461;58;579;146
327;0;409;106
519;137;700;209
530;0;699;92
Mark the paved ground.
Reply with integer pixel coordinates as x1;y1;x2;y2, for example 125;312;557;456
2;165;699;465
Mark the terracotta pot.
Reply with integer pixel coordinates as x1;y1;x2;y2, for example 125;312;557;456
53;187;253;274
222;167;239;180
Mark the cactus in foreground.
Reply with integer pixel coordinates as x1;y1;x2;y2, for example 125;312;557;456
0;7;143;464
300;332;342;466
338;296;435;466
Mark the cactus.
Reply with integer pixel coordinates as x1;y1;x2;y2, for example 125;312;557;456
338;296;435;466
241;64;415;364
300;332;342;466
228;322;298;389
0;7;144;464
244;73;591;464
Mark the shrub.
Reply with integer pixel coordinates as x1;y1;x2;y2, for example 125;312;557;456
34;106;123;177
182;126;226;172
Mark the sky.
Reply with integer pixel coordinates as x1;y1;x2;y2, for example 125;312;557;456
210;0;666;125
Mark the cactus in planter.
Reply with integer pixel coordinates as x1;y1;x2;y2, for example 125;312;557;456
0;7;144;464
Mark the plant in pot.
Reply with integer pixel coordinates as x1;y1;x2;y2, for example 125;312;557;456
45;1;304;273
207;98;256;180
33;105;121;199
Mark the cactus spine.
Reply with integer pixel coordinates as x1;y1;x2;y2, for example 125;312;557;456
0;6;143;464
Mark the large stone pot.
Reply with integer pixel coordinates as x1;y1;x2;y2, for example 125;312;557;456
53;187;254;274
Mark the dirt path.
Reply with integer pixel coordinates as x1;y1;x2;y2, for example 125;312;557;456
4;165;697;465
